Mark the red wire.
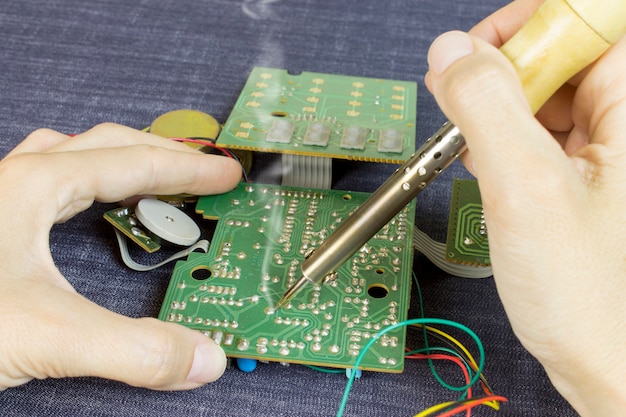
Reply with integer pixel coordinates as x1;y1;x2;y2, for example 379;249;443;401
168;137;235;158
406;353;472;416
434;395;508;417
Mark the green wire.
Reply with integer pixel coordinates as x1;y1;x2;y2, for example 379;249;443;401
412;272;476;393
335;317;485;417
406;346;474;401
305;365;345;374
336;271;485;417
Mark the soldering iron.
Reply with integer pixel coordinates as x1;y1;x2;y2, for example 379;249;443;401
276;0;626;308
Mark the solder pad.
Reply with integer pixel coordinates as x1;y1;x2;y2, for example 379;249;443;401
445;179;490;266
215;67;417;163
103;206;161;253
158;183;415;373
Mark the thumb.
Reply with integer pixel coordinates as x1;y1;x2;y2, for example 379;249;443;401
425;31;565;195
2;280;226;390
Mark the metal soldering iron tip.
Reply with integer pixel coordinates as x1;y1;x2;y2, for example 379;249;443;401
274;297;288;310
275;276;311;309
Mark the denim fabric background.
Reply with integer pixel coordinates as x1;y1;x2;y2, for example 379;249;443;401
0;0;577;416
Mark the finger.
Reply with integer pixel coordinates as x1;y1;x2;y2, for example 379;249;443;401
535;83;575;134
469;0;544;46
49;123;202;154
425;31;594;341
3;145;241;224
426;31;579;205
1;281;226;390
4;129;71;158
65;146;240;221
571;36;626;150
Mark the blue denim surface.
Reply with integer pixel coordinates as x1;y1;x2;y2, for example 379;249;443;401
0;0;577;415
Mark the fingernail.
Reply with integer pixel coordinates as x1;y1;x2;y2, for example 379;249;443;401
428;31;474;75
186;340;226;384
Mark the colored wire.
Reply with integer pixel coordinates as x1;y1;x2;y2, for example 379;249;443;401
412;325;497;400
335;318;485;417
415;396;508;417
411;272;502;413
414;401;458;417
405;348;473;417
413;273;470;393
304;365;344;374
169;137;250;182
406;346;475;387
405;350;472;402
418;325;477;369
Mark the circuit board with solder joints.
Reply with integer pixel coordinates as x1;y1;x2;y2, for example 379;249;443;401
215;67;417;163
446;179;491;266
158;183;415;373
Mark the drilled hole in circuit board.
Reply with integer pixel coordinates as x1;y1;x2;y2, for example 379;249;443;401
368;284;389;299
342;194;352;201
375;268;385;275
270;111;288;118
191;266;213;281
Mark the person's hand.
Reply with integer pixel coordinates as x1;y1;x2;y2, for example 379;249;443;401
425;1;626;416
0;123;241;390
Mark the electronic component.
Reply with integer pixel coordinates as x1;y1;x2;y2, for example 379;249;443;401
266;119;296;143
340;126;367;150
104;199;208;272
135;198;201;247
104;206;161;253
377;128;404;153
147;109;253;202
149;109;221;144
158;183;415;373
445;179;491;266
216;67;417;163
303;122;331;146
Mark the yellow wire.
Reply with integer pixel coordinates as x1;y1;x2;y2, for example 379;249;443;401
411;324;501;411
415;324;479;369
413;401;457;417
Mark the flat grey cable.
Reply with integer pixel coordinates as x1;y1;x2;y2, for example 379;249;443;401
114;229;209;272
282;154;332;189
413;226;493;279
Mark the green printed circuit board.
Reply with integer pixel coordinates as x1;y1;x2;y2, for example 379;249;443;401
159;183;415;372
446;179;491;266
215;67;417;163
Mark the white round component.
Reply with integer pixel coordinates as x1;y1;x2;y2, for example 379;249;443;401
135;199;200;246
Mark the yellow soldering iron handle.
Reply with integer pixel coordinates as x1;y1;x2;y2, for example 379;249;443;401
502;0;626;113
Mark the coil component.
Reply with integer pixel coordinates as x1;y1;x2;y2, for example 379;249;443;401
445;179;491;266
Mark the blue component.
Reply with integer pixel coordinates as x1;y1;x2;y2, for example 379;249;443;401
236;358;257;373
345;368;362;379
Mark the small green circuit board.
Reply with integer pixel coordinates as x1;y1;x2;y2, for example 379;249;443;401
215;67;417;163
158;183;415;372
103;206;161;253
445;179;490;266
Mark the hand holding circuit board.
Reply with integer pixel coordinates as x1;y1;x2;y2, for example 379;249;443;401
0;124;241;390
